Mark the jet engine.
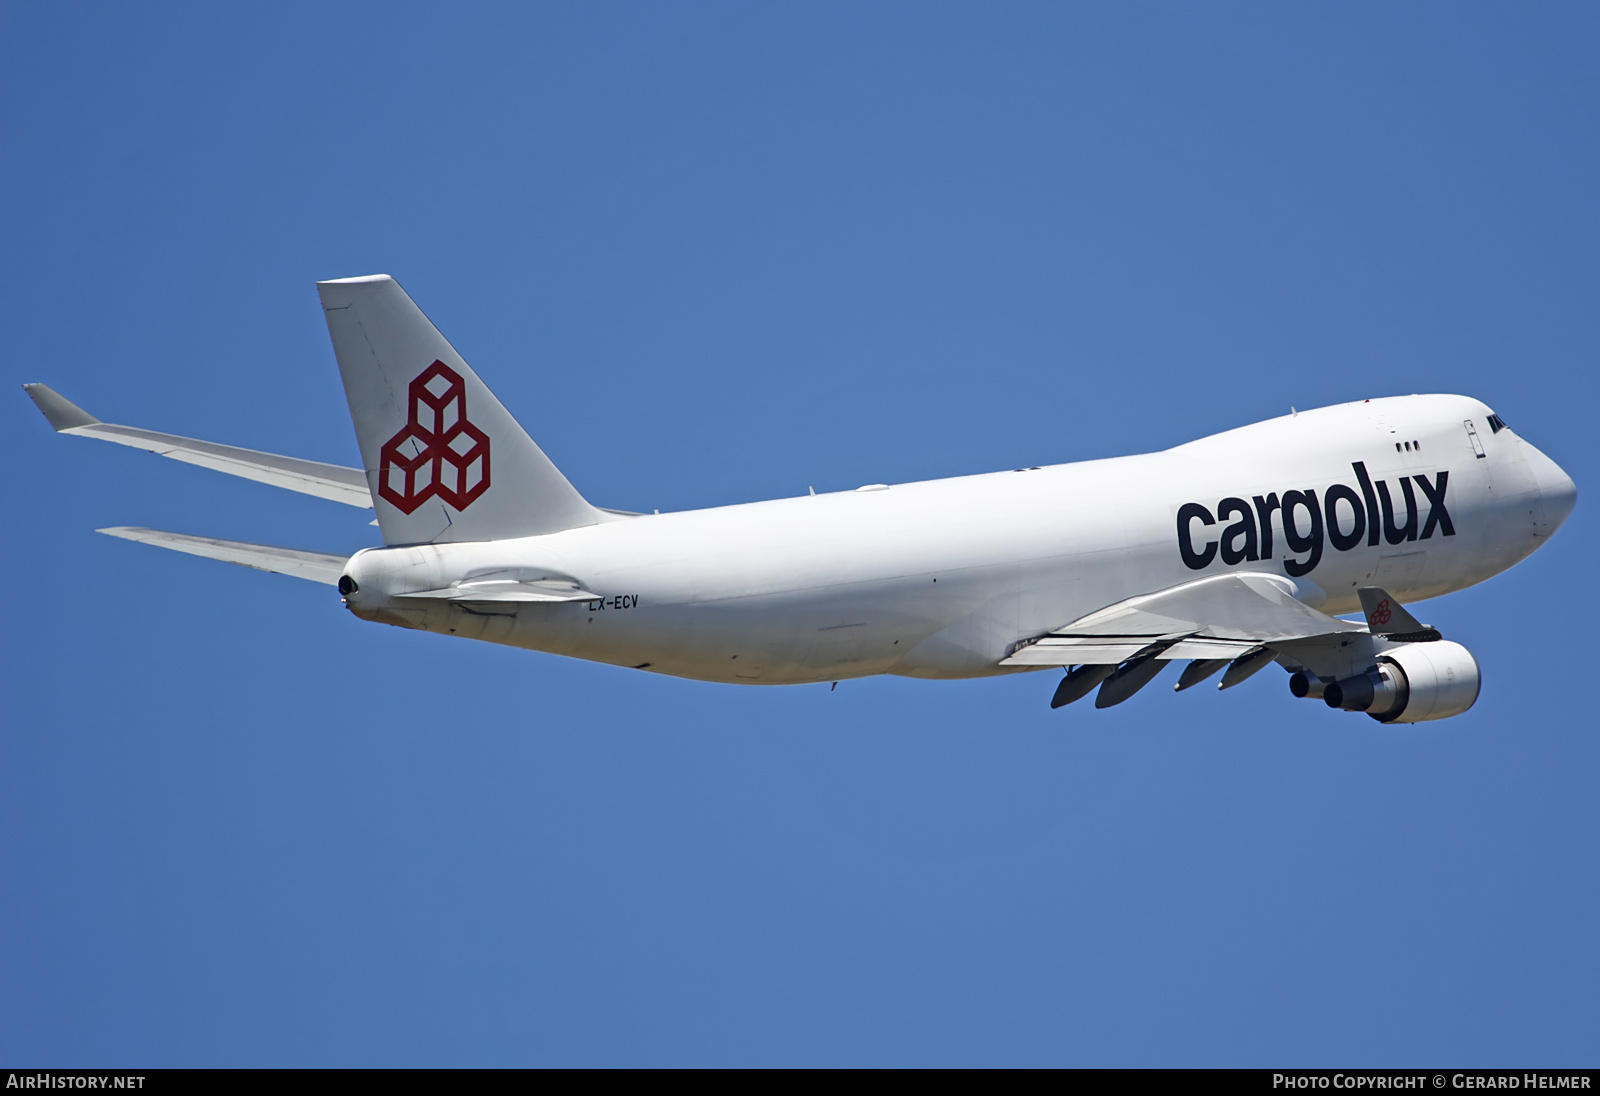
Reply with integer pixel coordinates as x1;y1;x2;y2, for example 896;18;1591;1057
1306;640;1482;723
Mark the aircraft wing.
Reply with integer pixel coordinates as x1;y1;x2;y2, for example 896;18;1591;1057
25;384;373;508
98;527;349;585
1002;572;1365;666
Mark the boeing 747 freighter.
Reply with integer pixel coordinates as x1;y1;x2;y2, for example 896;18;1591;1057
26;275;1577;722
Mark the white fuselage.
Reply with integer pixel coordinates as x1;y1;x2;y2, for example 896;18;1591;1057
342;395;1575;684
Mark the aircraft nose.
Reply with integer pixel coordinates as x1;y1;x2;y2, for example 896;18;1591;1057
1520;437;1577;537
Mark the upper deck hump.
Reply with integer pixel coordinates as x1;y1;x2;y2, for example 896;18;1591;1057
1164;394;1493;459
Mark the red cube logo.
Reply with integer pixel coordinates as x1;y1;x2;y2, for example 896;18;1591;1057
378;361;491;514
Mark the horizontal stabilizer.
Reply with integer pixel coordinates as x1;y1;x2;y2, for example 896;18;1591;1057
98;527;349;585
24;384;373;508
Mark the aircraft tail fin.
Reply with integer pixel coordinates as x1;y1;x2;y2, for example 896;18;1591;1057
317;275;607;545
1357;587;1442;642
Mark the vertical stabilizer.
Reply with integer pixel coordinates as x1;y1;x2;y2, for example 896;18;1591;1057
317;275;603;544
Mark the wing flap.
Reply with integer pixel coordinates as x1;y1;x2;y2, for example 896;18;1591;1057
1002;572;1362;667
1003;639;1161;666
1063;572;1361;643
1002;635;1261;666
1160;637;1263;660
98;527;349;585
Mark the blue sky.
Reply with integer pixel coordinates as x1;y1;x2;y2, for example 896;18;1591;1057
2;2;1595;1066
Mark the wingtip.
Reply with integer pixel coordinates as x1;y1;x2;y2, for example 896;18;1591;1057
23;383;100;430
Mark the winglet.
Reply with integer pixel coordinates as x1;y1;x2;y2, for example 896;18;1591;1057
1357;587;1440;640
23;384;99;431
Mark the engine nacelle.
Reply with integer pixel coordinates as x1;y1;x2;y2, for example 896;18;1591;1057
1319;640;1482;723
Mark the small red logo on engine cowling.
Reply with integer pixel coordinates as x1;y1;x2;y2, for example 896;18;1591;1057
378;361;491;514
1371;599;1392;626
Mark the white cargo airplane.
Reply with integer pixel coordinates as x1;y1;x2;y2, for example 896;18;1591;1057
26;276;1578;722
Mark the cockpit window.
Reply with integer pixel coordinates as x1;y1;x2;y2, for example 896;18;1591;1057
1487;414;1507;434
